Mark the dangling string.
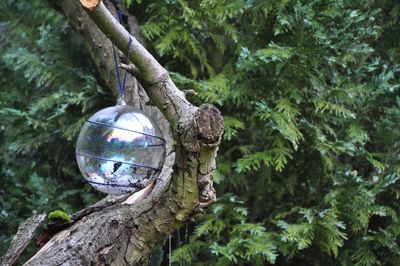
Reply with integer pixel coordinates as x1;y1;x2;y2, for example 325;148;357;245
184;222;189;246
116;10;132;91
177;228;183;266
168;234;172;266
117;9;124;25
122;37;132;90
108;2;132;103
111;44;124;98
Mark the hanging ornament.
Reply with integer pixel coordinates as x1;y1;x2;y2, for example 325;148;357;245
75;6;166;194
75;99;166;194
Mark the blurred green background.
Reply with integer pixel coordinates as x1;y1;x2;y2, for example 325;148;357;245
1;0;400;265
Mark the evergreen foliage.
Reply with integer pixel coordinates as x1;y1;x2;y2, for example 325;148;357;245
130;0;400;264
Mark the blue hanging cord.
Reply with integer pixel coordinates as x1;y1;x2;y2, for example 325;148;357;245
117;10;124;24
123;37;132;90
112;44;124;97
109;4;132;98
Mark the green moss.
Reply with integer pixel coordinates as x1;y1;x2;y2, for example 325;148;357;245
48;210;72;222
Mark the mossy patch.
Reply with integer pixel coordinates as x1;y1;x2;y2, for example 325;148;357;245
48;210;72;222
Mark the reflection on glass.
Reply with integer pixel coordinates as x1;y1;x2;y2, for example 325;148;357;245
106;128;144;142
75;105;166;194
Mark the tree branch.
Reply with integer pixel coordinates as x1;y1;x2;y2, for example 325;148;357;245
81;0;163;82
1;213;46;266
3;1;224;265
119;62;142;80
81;0;192;127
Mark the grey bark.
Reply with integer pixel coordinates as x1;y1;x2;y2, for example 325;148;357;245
1;214;46;266
2;0;223;265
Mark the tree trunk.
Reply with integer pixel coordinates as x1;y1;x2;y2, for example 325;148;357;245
1;0;223;265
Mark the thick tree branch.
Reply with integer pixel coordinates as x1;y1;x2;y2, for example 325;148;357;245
3;1;223;265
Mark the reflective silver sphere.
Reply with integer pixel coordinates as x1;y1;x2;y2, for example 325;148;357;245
75;105;166;194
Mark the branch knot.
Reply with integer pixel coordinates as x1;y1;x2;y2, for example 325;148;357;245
195;104;224;144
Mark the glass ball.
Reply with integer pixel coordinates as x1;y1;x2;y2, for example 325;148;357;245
75;105;166;194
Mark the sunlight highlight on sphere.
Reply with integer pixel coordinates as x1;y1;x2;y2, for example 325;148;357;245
75;105;166;194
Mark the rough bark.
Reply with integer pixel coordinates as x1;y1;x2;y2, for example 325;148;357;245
2;0;223;265
1;214;46;266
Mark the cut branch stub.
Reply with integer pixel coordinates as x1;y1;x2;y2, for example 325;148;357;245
81;0;100;11
195;104;224;144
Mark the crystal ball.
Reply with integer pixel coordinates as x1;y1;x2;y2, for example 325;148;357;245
75;105;166;194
